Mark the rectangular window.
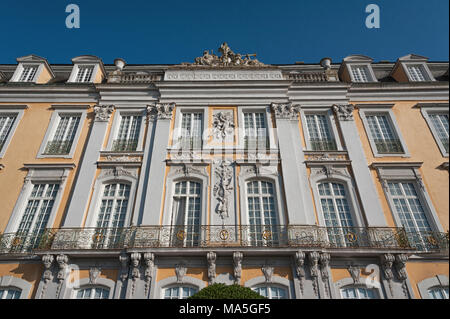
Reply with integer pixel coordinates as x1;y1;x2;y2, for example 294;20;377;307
305;114;337;151
406;64;428;82
366;114;404;154
18;65;38;82
12;183;59;252
388;182;433;251
44;114;81;155
0;114;17;152
75;65;95;83
112;115;142;151
351;65;371;82
429;113;449;154
179;112;202;149
243;112;268;149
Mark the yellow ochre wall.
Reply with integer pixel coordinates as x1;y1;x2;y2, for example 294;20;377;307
351;101;449;231
406;261;449;299
0;263;43;298
0;102;95;232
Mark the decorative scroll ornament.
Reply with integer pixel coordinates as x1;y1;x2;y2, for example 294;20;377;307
175;263;187;284
56;254;69;298
394;254;409;281
319;253;331;297
395;254;410;298
143;253;155;296
89;267;101;285
270;103;300;120
213;160;234;219
147;102;175;120
40;254;54;299
130;252;141;296
212;111;235;140
295;251;306;294
94;105;114;122
332;104;355;121
381;253;395;297
119;253;129;283
187;42;265;67
262;265;274;283
233;252;243;284
207;252;217;285
347;265;361;284
308;252;320;296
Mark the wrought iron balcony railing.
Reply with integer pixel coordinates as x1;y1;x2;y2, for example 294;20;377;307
43;140;73;155
373;139;404;154
309;138;337;151
111;139;139;152
0;226;447;254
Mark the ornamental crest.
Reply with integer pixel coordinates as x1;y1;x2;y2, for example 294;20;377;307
186;42;265;67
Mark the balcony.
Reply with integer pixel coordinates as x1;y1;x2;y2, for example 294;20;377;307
0;226;447;254
111;139;138;152
43;140;73;155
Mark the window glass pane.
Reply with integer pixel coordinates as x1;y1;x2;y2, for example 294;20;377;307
351;65;371;82
0;114;17;152
407;65;427;81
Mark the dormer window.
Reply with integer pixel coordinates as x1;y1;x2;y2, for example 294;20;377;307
10;55;55;84
391;54;435;83
75;65;95;83
405;64;429;82
68;55;106;84
18;65;39;82
340;55;377;83
350;65;372;83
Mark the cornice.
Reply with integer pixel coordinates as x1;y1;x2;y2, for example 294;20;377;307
23;163;76;169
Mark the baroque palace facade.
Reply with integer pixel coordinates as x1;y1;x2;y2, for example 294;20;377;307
0;44;448;299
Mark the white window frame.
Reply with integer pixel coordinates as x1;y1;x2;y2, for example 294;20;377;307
153;275;205;299
161;285;198;299
106;108;146;152
309;166;365;230
0;276;32;299
374;165;445;236
37;106;88;159
347;64;377;83
84;170;138;230
238;165;287;242
10;63;44;83
300;108;343;151
58;277;115;299
237;106;276;151
67;64;101;83
417;275;449;299
4;164;74;237
340;285;379;299
334;277;384;299
73;286;111;299
420;105;449;157
359;107;410;157
402;62;435;82
0;105;27;158
252;285;288;299
171;107;208;150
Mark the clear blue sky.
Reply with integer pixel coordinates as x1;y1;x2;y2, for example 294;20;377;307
0;0;448;65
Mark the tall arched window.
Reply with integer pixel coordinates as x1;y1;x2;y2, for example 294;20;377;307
246;180;279;246
318;182;355;247
171;181;202;247
94;183;130;248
